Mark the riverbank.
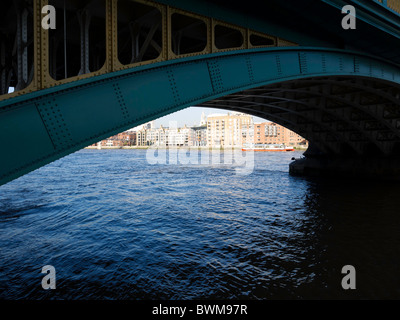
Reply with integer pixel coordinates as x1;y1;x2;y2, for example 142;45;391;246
85;146;149;150
85;145;308;151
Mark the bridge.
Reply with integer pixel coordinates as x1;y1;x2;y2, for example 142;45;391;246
1;0;400;186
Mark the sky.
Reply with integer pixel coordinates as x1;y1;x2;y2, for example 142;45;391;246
154;106;268;127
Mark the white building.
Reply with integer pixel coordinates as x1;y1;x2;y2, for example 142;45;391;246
207;112;254;148
166;125;190;146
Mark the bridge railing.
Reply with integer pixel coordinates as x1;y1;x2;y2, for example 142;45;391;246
0;0;296;102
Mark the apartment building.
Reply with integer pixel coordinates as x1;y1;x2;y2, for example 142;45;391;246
254;122;307;147
207;112;253;148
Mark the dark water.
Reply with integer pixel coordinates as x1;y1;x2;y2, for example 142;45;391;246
1;149;400;300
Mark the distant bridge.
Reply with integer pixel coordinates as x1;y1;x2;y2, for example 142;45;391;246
1;0;400;185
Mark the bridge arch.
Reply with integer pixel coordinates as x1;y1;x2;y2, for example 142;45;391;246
1;47;400;185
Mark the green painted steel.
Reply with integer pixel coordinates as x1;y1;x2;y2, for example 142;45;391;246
1;47;400;186
321;0;400;37
156;0;400;64
156;0;332;47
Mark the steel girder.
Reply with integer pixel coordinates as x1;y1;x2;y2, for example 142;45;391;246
200;77;400;155
1;47;400;186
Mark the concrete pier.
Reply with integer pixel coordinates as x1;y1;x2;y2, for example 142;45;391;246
289;156;400;181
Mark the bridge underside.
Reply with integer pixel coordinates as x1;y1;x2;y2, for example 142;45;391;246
1;48;400;185
200;76;400;180
200;77;400;157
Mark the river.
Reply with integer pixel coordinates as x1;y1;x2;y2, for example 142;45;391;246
1;149;400;299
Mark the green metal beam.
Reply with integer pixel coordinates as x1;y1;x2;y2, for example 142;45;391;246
1;47;400;186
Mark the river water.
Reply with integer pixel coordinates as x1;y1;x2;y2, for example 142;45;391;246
1;149;400;300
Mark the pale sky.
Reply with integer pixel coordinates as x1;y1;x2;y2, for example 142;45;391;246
154;106;268;127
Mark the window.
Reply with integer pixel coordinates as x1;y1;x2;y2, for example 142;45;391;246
49;0;106;80
171;13;207;55
214;25;243;50
0;1;34;93
118;0;162;65
250;34;275;47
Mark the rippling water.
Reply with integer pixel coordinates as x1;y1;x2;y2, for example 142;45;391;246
1;149;400;300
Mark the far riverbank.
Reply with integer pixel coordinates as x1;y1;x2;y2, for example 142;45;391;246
85;146;308;151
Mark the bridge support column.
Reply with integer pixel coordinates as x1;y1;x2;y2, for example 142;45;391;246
129;22;140;64
78;10;91;75
15;6;29;91
289;148;400;181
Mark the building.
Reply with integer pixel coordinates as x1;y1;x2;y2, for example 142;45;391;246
190;125;207;146
136;124;193;147
207;112;254;148
92;115;306;149
199;111;207;126
253;121;308;147
136;111;209;147
254;122;283;145
166;125;191;147
92;131;136;147
131;120;155;132
136;125;167;146
287;129;308;146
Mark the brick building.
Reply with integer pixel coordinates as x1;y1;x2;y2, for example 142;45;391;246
253;122;307;147
92;131;136;147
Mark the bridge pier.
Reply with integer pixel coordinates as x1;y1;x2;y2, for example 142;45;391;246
289;153;400;181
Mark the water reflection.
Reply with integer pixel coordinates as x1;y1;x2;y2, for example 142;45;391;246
0;150;399;299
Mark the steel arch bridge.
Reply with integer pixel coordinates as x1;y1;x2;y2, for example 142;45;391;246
1;0;400;185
